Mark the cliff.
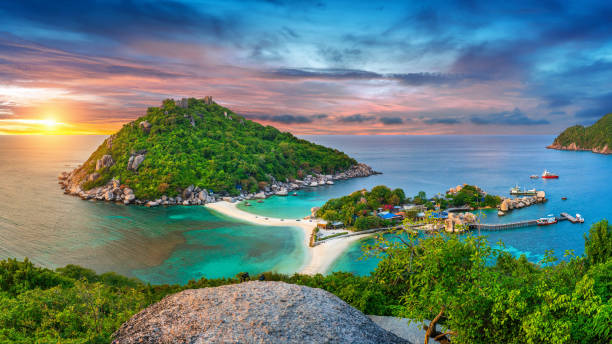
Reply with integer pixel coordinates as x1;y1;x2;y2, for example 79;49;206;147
58;97;379;205
547;114;612;154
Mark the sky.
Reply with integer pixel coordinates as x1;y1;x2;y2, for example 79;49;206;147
1;0;611;135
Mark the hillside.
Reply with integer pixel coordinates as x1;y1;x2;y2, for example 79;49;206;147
59;97;376;203
547;114;612;154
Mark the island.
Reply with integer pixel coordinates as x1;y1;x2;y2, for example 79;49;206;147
58;97;379;205
547;113;612;154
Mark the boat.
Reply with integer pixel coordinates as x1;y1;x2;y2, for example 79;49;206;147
256;199;264;203
530;175;539;179
561;197;567;200
536;215;557;226
292;192;298;196
510;184;537;195
542;170;559;179
575;214;585;223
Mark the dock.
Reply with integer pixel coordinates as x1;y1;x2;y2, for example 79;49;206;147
470;212;583;231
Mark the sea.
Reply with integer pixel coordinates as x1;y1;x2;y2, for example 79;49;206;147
0;135;610;283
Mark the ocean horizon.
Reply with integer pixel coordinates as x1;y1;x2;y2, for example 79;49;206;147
1;134;610;283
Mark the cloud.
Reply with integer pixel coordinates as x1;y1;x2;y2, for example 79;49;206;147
338;114;375;123
379;117;403;125
470;108;549;125
544;93;573;108
423;118;462;125
574;92;612;118
266;68;470;85
244;113;314;124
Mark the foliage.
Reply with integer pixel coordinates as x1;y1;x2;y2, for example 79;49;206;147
446;184;501;208
77;98;357;199
365;219;612;344
1;220;610;343
552;113;612;151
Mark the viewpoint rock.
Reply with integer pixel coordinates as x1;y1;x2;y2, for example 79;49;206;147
112;281;410;344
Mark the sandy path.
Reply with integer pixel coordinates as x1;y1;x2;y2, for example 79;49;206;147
205;201;371;275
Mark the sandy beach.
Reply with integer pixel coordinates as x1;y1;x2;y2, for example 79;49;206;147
205;201;372;275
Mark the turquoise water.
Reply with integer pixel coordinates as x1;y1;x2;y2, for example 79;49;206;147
0;136;305;283
242;135;612;273
0;135;610;281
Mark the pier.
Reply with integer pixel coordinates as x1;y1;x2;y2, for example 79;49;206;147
470;212;583;231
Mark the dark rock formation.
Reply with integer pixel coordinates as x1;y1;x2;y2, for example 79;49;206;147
112;281;410;344
127;154;145;171
95;155;114;171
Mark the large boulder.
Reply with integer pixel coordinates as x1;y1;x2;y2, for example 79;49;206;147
127;154;145;171
112;281;410;344
500;199;510;212
139;120;152;134
96;155;114;171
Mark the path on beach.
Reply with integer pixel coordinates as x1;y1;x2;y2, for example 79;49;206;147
205;201;373;275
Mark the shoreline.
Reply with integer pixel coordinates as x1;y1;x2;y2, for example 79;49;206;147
205;201;372;275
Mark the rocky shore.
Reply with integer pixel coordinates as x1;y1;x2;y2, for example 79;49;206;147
546;142;611;155
496;191;546;216
58;163;380;207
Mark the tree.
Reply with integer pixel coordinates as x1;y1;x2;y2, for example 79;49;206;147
584;219;611;266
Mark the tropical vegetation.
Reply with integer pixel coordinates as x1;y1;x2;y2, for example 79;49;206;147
550;113;612;152
1;219;609;343
77;98;357;199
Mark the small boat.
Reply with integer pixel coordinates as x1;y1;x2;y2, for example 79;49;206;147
561;197;567;200
575;214;585;223
542;170;559;179
537;215;557;226
530;175;539;179
256;199;264;203
292;192;298;196
510;184;537;195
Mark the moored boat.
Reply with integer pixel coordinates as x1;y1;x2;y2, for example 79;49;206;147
537;215;557;226
292;192;298;196
561;197;567;200
530;175;539;179
256;199;264;203
510;184;537;195
575;214;584;223
541;170;559;179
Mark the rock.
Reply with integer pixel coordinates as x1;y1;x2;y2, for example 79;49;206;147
197;190;208;201
96;155;114;171
182;200;190;206
536;191;545;199
104;191;114;201
127;154;145;171
254;192;266;199
145;201;159;207
182;185;194;199
275;188;288;196
500;199;510;212
112;281;410;344
202;96;213;105
139;120;152;134
88;172;100;182
311;206;320;217
498;211;505;216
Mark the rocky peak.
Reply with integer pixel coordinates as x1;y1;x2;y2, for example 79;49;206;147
112;281;410;344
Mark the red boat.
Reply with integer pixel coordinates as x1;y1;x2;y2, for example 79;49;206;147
541;170;559;179
537;215;557;226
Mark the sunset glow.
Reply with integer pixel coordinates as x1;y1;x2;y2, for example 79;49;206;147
1;1;611;135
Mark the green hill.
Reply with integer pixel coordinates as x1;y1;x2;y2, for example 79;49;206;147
548;114;612;154
60;97;364;200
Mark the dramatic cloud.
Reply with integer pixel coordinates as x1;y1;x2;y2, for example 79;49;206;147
574;92;612;118
338;114;375;123
423;118;462;125
1;0;611;134
379;117;403;125
470;108;550;125
244;114;314;124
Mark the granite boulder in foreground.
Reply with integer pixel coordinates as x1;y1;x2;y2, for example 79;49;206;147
112;281;411;344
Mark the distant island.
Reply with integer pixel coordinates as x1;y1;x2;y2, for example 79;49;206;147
59;97;378;205
547;113;611;154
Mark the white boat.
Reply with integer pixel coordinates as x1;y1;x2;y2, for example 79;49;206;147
537;215;557;226
575;214;585;223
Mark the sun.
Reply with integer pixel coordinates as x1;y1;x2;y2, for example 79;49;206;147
41;118;58;129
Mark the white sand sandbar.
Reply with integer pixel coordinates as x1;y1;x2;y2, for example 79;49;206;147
205;201;372;275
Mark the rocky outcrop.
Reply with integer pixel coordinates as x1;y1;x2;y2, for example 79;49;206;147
497;193;546;215
127;153;146;171
547;142;611;155
112;281;410;344
95;155;114;171
139;120;152;134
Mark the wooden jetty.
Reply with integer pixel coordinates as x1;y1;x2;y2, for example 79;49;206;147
470;212;583;231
